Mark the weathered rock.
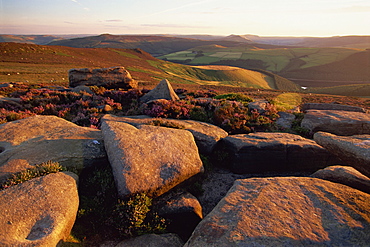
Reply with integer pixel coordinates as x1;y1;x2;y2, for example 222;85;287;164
101;114;204;198
0;159;32;184
311;166;370;194
104;115;228;154
0;95;22;107
70;85;93;94
115;233;184;247
215;132;336;174
302;103;367;113
276;111;296;129
0;115;106;171
69;66;137;90
0;172;79;246
247;100;268;114
314;132;370;178
156;191;203;241
140;79;179;103
185;177;370;246
301;110;370;135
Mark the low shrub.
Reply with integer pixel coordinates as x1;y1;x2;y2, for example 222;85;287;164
111;193;166;238
214;93;253;103
0;161;65;190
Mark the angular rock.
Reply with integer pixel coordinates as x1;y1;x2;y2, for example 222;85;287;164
103;115;228;154
0;159;32;184
311;166;370;194
276;111;295;129
115;233;184;247
215;132;336;174
185;177;370;246
0;172;79;246
70;85;93;94
0;115;106;171
247;100;268;114
301;110;370;135
314;132;370;178
140;79;179;103
156;191;203;241
302;103;367;113
69;66;137;90
101;114;204;198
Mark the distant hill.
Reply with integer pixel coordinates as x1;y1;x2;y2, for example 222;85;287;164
48;34;247;57
0;42;299;91
0;35;64;45
308;84;370;97
241;35;370;49
280;50;370;86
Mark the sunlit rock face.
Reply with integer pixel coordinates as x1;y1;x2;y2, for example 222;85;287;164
185;177;370;246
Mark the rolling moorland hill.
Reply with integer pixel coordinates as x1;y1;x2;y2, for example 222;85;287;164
47;34;256;57
0;42;299;91
0;35;63;45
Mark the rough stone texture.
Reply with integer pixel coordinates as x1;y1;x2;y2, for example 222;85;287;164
101;114;204;198
0;172;79;247
103;115;228;154
276;111;296;129
314;132;370;178
69;66;137;90
302;103;367;113
115;233;184;247
140;79;180;103
216;132;336;174
185;177;370;247
70;85;93;94
0;115;106;171
247;100;268;114
0;159;32;184
301;110;370;136
311;166;370;194
156;191;203;241
0;95;22;107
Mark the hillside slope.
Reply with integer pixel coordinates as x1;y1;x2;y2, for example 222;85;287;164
48;34;243;57
280;50;370;86
0;42;298;91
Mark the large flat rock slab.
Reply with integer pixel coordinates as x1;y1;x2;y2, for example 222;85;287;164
185;177;370;246
302;103;367;113
301;110;370;136
311;165;370;194
0;115;106;172
314;132;370;178
101;115;204;198
216;132;336;174
103;115;228;154
0;172;79;246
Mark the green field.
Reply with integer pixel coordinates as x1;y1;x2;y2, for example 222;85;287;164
160;46;361;74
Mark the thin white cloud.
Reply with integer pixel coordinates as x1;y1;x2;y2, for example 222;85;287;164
70;0;90;11
105;20;124;22
338;5;370;12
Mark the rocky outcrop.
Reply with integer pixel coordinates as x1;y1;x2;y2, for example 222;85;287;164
301;110;370;135
156;191;203;241
302;103;367;113
103;115;228;154
275;111;295;129
140;79;179;103
247;100;268;114
0;115;106;171
185;177;370;246
101;114;204;198
0;172;79;246
0;159;32;184
216;132;337;174
311;166;370;194
69;66;137;90
115;233;184;247
314;132;370;178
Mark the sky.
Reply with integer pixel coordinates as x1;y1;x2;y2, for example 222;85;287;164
1;0;369;37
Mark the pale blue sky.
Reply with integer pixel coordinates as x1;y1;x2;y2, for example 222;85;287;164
1;0;369;36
